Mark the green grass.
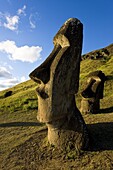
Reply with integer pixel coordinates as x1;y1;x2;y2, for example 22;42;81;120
0;80;38;114
0;43;113;170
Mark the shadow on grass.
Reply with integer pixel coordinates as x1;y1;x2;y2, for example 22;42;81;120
0;122;41;127
87;122;113;151
106;75;113;80
100;106;113;114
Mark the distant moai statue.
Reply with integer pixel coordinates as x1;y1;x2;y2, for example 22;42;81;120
29;18;89;151
80;70;106;114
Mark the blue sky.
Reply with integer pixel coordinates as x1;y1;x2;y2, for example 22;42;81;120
0;0;113;91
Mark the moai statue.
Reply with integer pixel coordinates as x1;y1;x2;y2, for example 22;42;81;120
80;70;106;114
29;18;89;151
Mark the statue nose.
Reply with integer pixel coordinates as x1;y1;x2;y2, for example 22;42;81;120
29;45;61;84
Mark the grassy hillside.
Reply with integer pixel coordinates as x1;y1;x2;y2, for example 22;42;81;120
0;43;113;170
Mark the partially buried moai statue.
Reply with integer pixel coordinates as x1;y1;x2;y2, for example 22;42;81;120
29;18;89;151
80;70;106;114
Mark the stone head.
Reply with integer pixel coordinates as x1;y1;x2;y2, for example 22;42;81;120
81;70;106;99
29;18;83;123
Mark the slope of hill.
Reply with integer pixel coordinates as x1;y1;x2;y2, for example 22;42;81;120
0;43;113;170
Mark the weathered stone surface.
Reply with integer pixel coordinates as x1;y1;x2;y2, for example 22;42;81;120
29;18;89;150
80;70;106;114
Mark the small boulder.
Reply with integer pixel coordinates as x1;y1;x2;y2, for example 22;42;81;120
4;91;12;98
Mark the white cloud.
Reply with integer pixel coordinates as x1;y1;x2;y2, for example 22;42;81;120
29;12;40;29
0;5;39;32
3;15;19;31
0;40;42;63
0;12;19;31
0;66;12;78
20;76;26;82
29;14;36;29
0;65;19;91
0;64;27;91
6;64;13;70
0;77;19;91
0;5;26;32
17;5;26;16
0;75;28;91
0;62;13;70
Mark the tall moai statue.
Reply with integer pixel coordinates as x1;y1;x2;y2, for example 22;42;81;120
80;70;106;114
29;18;89;151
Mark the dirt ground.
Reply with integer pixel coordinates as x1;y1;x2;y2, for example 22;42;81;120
1;124;113;170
